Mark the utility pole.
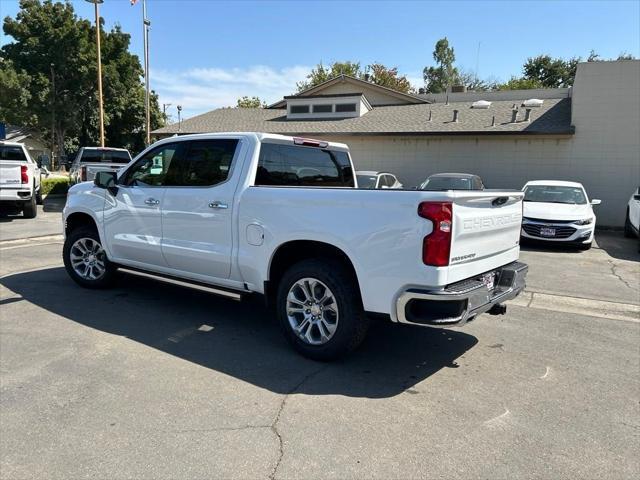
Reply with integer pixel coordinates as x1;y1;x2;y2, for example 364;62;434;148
86;0;105;147
177;105;182;133
50;63;56;169
143;0;151;145
162;103;172;125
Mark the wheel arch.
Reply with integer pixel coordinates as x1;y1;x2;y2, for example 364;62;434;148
65;211;99;237
265;240;362;303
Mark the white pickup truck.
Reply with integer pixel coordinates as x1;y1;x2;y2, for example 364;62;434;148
62;133;528;360
68;147;132;185
0;141;42;218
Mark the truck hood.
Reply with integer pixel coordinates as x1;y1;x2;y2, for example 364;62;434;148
68;181;95;194
523;201;593;221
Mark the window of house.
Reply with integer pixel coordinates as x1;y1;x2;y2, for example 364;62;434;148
312;104;333;113
290;105;310;114
255;143;354;187
335;103;357;113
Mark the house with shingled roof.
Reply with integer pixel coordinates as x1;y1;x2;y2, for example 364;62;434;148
153;60;640;227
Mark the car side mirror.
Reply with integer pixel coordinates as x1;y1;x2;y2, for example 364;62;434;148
36;158;42;168
591;199;602;206
633;194;640;201
94;170;118;195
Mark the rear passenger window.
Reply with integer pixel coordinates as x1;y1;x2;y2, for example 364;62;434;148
255;143;354;187
168;140;238;187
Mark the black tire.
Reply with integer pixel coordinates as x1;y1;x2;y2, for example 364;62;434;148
276;258;369;361
35;186;43;205
22;195;37;218
624;208;635;238
63;226;116;289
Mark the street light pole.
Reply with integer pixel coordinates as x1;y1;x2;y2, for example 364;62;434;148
143;0;151;145
177;105;182;133
86;0;105;147
162;103;172;125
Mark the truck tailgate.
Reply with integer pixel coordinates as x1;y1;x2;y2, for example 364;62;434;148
84;163;124;180
0;161;23;189
448;191;523;281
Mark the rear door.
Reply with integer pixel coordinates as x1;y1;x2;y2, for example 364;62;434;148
449;191;523;266
103;142;185;267
160;138;241;279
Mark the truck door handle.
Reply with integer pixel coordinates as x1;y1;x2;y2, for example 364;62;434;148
208;201;228;209
144;197;160;206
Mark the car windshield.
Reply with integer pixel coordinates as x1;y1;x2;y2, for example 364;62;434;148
356;174;377;188
420;176;475;191
0;145;27;161
524;185;587;204
80;149;131;164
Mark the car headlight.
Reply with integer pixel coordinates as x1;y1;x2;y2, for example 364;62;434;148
574;218;593;226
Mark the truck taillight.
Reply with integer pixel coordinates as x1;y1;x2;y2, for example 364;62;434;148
293;137;329;148
418;201;452;267
20;165;28;184
81;166;87;182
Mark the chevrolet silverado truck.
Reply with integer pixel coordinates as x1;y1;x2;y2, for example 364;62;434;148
0;141;42;218
68;147;132;185
62;133;528;360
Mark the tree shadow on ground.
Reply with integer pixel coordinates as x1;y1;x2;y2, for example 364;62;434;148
1;267;478;399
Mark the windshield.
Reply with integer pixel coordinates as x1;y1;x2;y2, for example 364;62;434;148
524;185;587;204
420;176;476;191
80;149;131;164
0;145;27;161
356;174;377;188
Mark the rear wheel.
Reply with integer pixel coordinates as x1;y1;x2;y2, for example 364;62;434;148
624;208;635;238
276;258;369;361
35;186;43;205
23;195;37;218
63;226;116;288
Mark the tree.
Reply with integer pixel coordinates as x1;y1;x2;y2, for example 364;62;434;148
496;76;543;91
296;61;362;92
366;63;414;93
0;59;32;124
522;55;579;87
236;96;267;108
423;37;460;93
1;0;161;159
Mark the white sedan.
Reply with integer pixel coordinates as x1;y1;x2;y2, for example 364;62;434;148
521;180;601;250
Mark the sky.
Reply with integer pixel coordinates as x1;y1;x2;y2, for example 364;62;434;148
1;0;639;120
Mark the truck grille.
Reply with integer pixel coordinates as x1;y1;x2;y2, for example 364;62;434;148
522;224;576;239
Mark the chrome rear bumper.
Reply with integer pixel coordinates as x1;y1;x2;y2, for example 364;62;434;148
395;261;528;328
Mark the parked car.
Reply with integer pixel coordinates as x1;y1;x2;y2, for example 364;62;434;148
0;141;42;218
69;147;132;185
356;170;403;189
419;173;484;191
63;133;528;360
521;180;601;250
624;187;640;240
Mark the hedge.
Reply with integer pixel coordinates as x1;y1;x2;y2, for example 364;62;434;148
41;177;70;196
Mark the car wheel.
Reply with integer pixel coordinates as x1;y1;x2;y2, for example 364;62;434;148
624;209;635;238
63;226;116;289
276;258;369;361
22;195;37;218
35;185;43;205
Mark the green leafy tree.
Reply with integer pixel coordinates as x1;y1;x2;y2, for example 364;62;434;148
236;96;267;108
0;59;32;123
1;0;161;159
423;37;460;93
522;55;579;87
496;76;543;91
296;61;362;91
366;63;414;93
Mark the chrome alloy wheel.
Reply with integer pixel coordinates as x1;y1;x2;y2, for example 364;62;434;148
286;277;339;345
69;237;107;280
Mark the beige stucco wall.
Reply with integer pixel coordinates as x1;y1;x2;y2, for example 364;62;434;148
324;132;636;227
312;81;411;106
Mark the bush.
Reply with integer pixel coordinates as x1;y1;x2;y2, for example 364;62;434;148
41;177;70;196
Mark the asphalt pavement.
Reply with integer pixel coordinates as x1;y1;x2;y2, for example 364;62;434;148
0;219;638;479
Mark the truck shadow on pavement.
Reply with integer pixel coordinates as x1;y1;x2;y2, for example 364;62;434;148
1;267;478;399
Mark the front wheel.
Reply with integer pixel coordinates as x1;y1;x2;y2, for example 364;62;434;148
63;226;116;288
276;258;369;361
624;209;635;238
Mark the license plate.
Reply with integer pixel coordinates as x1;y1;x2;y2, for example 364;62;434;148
540;227;556;237
482;273;495;290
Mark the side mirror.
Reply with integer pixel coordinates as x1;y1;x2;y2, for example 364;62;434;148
94;171;118;195
633;194;640;201
36;158;43;168
591;199;602;206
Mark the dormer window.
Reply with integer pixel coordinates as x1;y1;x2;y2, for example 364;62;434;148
285;94;371;119
290;105;310;114
312;104;333;113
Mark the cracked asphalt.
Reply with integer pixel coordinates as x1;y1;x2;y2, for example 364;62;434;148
1;209;639;478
